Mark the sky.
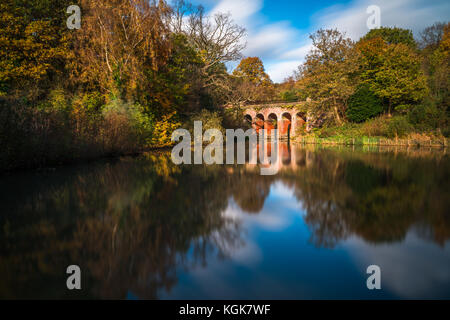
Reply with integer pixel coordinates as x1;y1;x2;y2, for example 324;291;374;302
188;0;450;82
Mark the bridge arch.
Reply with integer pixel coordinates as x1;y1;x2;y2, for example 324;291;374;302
280;112;292;139
240;102;310;139
244;114;252;126
255;114;265;134
266;113;278;135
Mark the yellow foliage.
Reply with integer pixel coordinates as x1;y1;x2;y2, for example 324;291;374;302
150;111;182;147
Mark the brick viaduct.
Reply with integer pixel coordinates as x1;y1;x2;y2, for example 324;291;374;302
236;101;311;139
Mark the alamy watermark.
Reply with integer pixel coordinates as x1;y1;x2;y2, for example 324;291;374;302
366;265;381;290
66;265;81;290
171;121;280;175
66;5;81;30
366;5;381;30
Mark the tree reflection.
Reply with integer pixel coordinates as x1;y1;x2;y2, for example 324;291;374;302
0;144;449;298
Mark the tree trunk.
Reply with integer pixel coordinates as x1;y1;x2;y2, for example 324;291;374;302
334;103;342;125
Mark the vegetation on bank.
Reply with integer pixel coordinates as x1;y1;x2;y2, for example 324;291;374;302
297;114;448;147
0;0;448;171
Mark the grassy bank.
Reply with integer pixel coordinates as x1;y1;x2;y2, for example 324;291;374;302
295;114;448;147
296;135;448;147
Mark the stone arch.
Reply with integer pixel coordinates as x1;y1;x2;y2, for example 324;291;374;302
266;113;278;135
280;112;292;139
255;113;265;134
244;114;252;127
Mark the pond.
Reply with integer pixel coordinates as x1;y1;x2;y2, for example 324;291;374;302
0;143;449;299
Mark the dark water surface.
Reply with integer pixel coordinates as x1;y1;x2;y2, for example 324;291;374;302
1;144;449;299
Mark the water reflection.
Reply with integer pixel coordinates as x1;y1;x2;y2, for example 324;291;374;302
0;143;449;299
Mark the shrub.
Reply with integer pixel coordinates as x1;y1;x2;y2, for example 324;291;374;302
187;109;224;133
346;85;384;123
102;99;153;153
408;101;443;131
280;90;298;101
386;116;413;138
361;115;389;136
151;110;182;147
184;109;224;145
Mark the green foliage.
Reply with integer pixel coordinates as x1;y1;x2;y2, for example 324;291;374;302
386;116;413;138
361;116;389;137
361;27;416;48
187;110;224;137
346;85;384;122
408;100;445;131
102;99;154;148
279;90;299;101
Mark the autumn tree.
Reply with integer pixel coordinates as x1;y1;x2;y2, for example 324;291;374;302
233;57;271;85
357;36;428;115
0;0;71;99
298;29;358;125
73;0;173;103
230;57;274;103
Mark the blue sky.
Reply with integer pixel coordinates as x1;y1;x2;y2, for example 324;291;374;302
188;0;450;82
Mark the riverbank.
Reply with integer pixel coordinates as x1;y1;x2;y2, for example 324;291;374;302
293;114;449;148
295;135;448;148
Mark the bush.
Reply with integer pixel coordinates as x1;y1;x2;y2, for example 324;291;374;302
189;109;224;132
361;115;389;136
346;85;384;123
408;101;443;131
0;95;155;171
102;99;153;153
279;90;298;101
151;110;182;147
184;109;224;145
386;116;413;138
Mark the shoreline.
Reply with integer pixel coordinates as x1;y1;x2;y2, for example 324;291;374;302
2;138;448;175
294;136;448;148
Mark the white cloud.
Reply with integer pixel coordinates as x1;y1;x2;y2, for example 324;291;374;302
346;232;450;298
201;0;450;82
210;0;263;25
245;22;297;59
266;60;301;83
208;0;303;82
313;0;450;40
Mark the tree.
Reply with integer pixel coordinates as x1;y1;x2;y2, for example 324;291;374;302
346;84;383;123
0;0;71;99
420;22;449;113
230;57;273;103
170;0;246;104
419;22;447;50
232;57;271;85
298;29;358;125
357;37;428;115
361;27;416;48
73;0;173;102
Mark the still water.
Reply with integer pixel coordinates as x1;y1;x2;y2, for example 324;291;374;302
1;143;449;299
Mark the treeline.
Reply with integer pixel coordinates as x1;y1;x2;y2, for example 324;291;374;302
283;25;450;139
1;0;449;170
0;0;251;170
